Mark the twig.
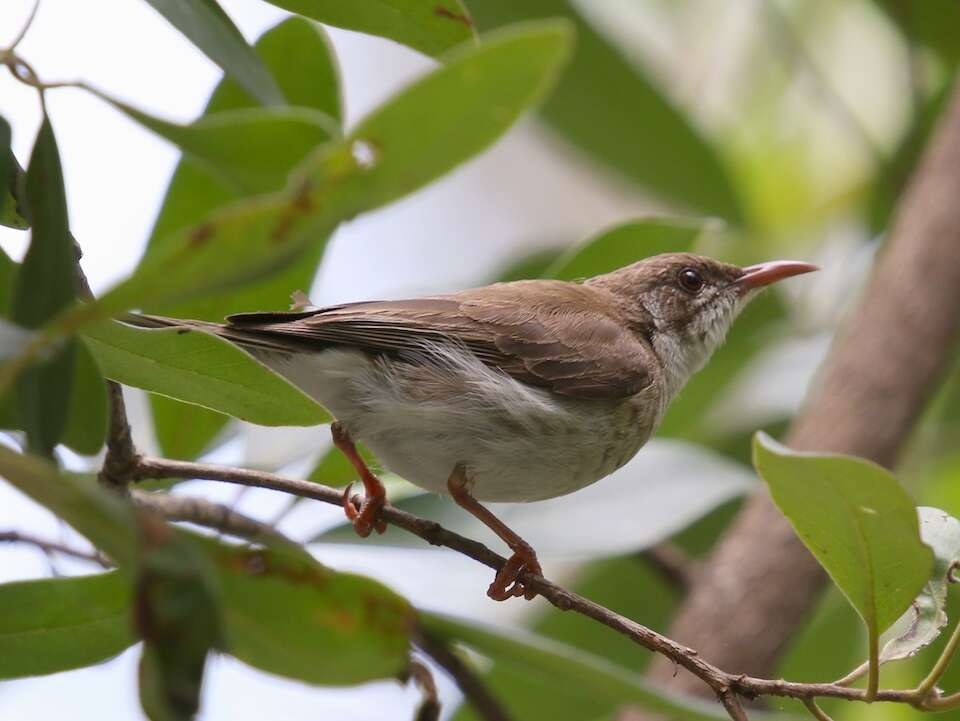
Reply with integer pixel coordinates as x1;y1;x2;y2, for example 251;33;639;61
2;0;41;56
124;455;933;712
404;659;441;721
718;689;750;721
99;383;137;490
914;619;960;699
639;543;699;593
415;628;514;721
0;529;111;567
802;698;834;721
69;233;137;492
130;490;295;549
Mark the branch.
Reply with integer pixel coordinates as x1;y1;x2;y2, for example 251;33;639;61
403;660;441;721
646;76;960;695
130;490;296;548
0;529;111;567
68;240;137;491
124;455;937;714
415;628;514;721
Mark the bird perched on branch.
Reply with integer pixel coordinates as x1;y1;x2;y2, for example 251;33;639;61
129;253;816;601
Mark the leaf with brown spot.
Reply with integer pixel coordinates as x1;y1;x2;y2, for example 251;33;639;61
261;0;476;58
193;536;414;685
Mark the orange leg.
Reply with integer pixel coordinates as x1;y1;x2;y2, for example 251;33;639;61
332;422;387;537
447;465;542;601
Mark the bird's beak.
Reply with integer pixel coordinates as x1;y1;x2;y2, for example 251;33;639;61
736;260;818;290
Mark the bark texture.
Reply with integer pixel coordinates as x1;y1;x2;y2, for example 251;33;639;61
647;78;960;694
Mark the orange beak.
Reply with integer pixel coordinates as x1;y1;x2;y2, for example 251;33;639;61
736;260;819;290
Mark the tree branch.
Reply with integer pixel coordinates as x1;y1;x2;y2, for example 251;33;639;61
123;454;940;715
0;529;111;567
645;76;960;696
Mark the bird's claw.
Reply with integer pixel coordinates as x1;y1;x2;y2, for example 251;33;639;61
342;482;387;537
487;549;542;602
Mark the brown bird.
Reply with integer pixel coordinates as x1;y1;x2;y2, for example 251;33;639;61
131;253;816;601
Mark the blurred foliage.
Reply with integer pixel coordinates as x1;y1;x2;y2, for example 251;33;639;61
2;1;960;720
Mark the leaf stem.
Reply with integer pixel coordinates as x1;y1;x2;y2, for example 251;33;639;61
866;625;879;701
914;618;960;700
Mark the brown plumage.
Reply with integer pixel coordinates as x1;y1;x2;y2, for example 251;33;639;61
127;252;817;600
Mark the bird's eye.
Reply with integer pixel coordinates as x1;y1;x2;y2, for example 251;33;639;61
678;268;705;293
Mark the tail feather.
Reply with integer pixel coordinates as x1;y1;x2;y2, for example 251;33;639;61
120;313;299;354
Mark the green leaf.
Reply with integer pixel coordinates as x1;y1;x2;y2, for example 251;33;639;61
0;118;11;224
11;119;78;455
142;0;284;106
202;17;342;123
82;320;329;427
262;0;476;58
15;338;77;457
0;118;29;230
201;537;414;684
136;527;222;721
468;1;745;223
872;0;960;65
0;449;138;566
543;218;703;281
152;394;229;460
61;339;109;455
0;245;15;314
96;97;336;195
424;613;734;721
0;571;135;679
51;21;571;326
11;118;75;329
311;20;573;215
752;432;933;688
142;17;343;457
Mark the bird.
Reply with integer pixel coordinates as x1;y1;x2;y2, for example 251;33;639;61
128;253;817;601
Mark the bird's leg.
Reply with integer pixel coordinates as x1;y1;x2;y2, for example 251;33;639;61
446;464;542;601
331;422;387;537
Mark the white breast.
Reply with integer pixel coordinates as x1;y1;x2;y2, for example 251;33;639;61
251;344;663;502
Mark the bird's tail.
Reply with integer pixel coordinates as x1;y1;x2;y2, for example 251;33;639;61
120;313;298;354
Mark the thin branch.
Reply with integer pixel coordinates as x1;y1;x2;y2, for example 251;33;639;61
404;660;441;721
802;698;835;721
70;237;137;492
415;629;513;721
717;689;750;721
914;619;960;698
0;529;111;567
3;0;41;55
130;490;295;549
99;383;137;490
125;455;929;708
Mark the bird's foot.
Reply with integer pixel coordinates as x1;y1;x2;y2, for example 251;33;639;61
342;482;387;537
488;547;542;602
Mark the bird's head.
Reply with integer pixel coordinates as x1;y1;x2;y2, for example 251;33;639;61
587;252;817;395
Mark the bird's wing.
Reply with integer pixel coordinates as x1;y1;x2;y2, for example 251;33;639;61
225;281;658;400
